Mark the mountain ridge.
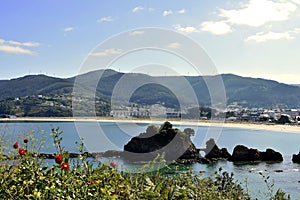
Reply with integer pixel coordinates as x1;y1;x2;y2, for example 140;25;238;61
0;69;299;108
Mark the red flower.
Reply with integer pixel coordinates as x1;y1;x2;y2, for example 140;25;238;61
55;155;63;164
61;162;70;170
19;148;26;156
89;179;97;184
24;139;28;143
13;142;19;149
110;161;118;168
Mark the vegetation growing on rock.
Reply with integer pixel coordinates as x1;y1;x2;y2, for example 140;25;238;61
123;122;203;163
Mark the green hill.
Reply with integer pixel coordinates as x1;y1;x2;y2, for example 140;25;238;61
0;70;300;108
0;75;73;98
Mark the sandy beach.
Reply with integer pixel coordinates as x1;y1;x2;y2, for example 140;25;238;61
0;117;299;133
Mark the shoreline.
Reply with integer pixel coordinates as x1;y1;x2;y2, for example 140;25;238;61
0;117;299;133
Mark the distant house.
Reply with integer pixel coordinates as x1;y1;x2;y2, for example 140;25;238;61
241;114;250;121
282;109;299;119
110;104;181;119
264;110;276;119
149;104;166;117
110;108;149;118
226;117;237;121
166;111;181;118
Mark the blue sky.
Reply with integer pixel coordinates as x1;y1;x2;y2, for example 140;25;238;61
0;0;300;83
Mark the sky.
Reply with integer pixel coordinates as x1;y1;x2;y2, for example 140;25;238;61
0;0;300;84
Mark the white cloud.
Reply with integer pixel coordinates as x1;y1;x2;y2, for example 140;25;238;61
6;40;21;46
90;48;123;57
163;10;173;16
129;31;145;36
0;38;40;55
246;31;294;42
219;0;297;27
174;24;198;33
290;0;300;5
178;9;186;14
5;40;40;47
21;42;40;47
167;42;181;49
201;21;233;35
246;27;300;43
199;0;300;36
0;45;34;55
132;6;144;13
98;16;114;22
64;27;74;32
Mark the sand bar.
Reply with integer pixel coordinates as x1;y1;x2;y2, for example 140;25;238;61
0;117;299;133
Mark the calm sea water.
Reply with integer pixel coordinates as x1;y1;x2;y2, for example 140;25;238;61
1;121;300;199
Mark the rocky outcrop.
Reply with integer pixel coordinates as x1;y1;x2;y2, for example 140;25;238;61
177;143;200;160
260;149;283;161
292;152;300;163
123;122;204;163
229;145;283;162
203;138;231;161
61;123;284;165
229;145;260;162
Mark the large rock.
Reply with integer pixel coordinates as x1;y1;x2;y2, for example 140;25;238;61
260;149;283;161
229;145;260;162
229;145;283;162
203;138;231;160
292;152;300;163
123;122;203;163
178;143;200;160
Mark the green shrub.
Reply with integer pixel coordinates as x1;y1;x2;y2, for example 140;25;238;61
0;128;290;199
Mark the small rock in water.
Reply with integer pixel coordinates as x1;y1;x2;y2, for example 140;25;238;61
274;169;283;173
292;152;300;163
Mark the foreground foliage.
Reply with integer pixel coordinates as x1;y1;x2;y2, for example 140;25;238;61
0;128;290;199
